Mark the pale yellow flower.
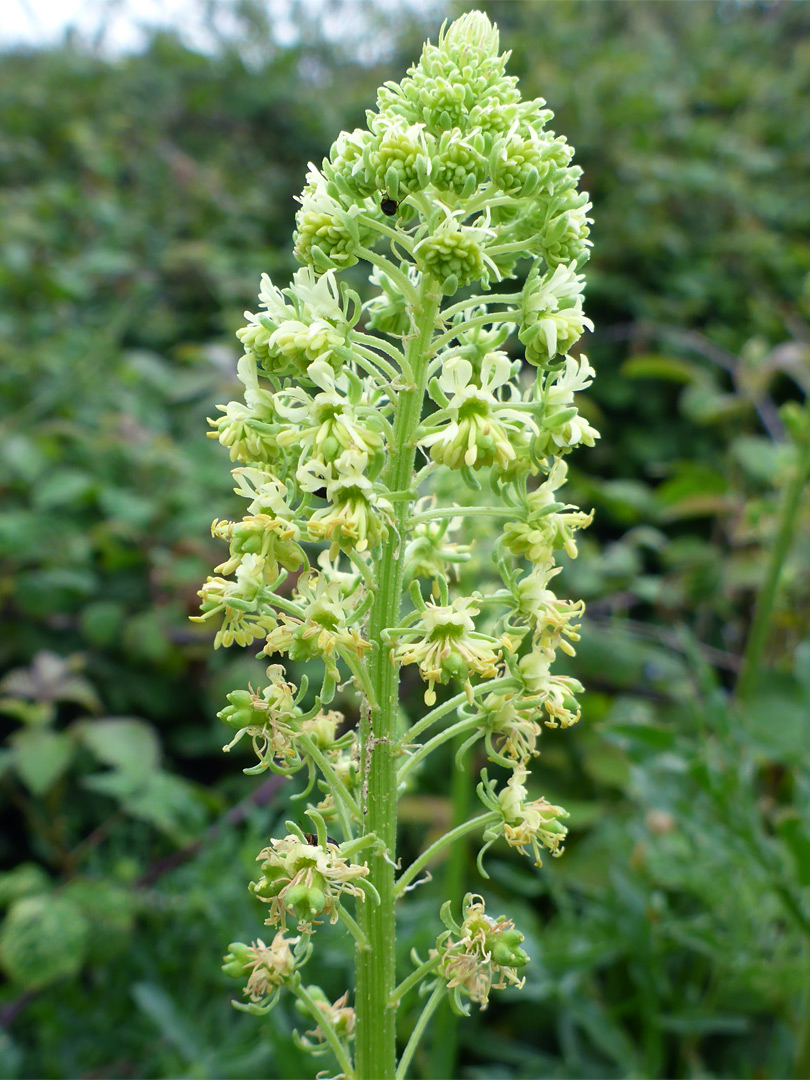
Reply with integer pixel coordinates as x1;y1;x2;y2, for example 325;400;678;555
395;597;502;705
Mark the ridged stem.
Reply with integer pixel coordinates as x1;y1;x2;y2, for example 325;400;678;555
354;274;442;1080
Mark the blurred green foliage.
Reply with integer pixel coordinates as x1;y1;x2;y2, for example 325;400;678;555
1;1;809;1077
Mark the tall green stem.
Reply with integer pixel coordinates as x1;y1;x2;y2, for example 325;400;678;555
737;402;810;700
354;274;442;1080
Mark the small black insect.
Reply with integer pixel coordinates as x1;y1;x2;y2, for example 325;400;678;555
303;831;340;848
380;196;399;217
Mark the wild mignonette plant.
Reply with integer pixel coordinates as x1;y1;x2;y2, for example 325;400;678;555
195;12;595;1078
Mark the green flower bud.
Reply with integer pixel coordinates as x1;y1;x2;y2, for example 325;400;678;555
217;689;256;731
490;931;529;969
223;941;254;979
285;881;327;921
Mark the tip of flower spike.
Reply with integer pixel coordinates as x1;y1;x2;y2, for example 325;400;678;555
440;10;500;58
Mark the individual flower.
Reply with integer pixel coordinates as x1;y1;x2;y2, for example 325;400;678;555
208;352;282;464
208;400;279;466
293;166;377;272
192;553;278;648
223;931;299;1008
479;767;569;867
211;513;303;582
395;596;502;705
262;561;370;682
296;988;356;1054
420;351;536;471
275;265;361;327
513;564;585;658
518;261;593;369
502;459;594;565
251;833;370;929
238;267;358;382
193;479;304;649
535;353;600;453
218;666;305;772
230;468;296;517
516;651;583;729
298;449;393;556
463;690;543;768
274;359;386;471
432;893;529;1013
324;127;377;200
262;316;348;379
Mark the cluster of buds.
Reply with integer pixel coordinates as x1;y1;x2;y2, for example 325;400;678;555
197;10;597;1072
